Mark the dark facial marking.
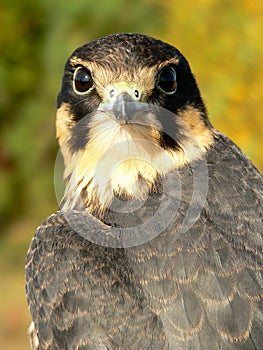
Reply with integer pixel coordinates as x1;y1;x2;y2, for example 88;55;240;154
67;117;90;153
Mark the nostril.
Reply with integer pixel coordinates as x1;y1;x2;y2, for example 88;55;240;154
134;89;140;99
109;89;115;98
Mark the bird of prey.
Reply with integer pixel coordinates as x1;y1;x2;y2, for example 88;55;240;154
26;33;263;350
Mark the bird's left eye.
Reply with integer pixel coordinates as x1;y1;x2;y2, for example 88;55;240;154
73;67;93;94
157;67;177;94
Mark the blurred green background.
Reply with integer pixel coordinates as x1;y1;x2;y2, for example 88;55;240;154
0;1;262;349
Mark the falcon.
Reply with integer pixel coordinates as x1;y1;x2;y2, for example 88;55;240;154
26;33;263;349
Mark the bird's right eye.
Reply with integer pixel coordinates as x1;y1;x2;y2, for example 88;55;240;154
73;67;93;94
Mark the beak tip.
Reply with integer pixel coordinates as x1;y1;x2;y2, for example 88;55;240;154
113;93;136;123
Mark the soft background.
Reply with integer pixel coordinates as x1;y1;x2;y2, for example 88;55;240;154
0;1;262;349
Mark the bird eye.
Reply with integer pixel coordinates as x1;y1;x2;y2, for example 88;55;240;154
157;67;177;94
73;67;93;94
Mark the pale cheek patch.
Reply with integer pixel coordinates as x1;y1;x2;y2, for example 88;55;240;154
178;106;214;152
56;102;75;146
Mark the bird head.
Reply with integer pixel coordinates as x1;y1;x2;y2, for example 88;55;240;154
56;33;213;215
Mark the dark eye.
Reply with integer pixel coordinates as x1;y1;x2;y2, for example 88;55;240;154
73;67;93;94
157;67;177;94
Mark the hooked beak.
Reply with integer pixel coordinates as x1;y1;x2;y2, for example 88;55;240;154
112;92;137;124
99;82;142;124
